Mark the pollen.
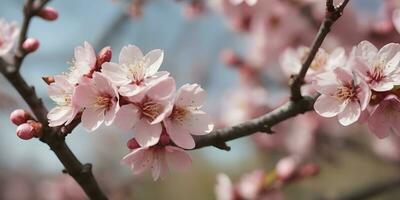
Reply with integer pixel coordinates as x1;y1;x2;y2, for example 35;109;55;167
95;94;112;109
140;97;163;121
170;106;188;124
335;83;360;101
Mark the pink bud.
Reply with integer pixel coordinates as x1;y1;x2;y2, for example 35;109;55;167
276;156;299;181
96;46;112;69
22;38;39;53
160;133;171;146
127;138;140;149
10;109;30;125
16;123;35;140
38;7;59;21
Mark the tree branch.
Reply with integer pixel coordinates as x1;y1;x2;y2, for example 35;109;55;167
290;0;350;101
0;0;108;199
194;0;351;150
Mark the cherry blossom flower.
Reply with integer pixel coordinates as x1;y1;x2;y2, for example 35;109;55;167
230;0;258;6
73;72;119;131
121;145;191;181
352;41;400;92
0;18;19;57
215;171;284;200
65;41;96;84
47;75;80;127
313;67;371;126
101;44;167;99
280;47;346;81
368;95;400;138
113;77;176;147
163;84;214;149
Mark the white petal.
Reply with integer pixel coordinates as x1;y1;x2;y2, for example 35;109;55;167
144;49;164;76
314;94;346;117
113;104;140;130
164;119;195;149
338;101;361;126
165;146;192;170
184;110;214;135
119;44;143;65
81;108;105;131
101;62;131;86
133;120;162;147
175;84;206;108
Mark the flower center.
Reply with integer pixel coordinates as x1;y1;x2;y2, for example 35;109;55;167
95;94;112;109
170;106;188;124
367;63;385;84
128;60;147;85
268;15;281;28
335;83;360;101
139;97;163;121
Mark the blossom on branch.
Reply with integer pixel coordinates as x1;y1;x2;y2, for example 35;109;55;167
0;18;19;59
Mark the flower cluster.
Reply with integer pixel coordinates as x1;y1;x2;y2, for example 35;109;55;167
309;41;400;138
47;42;214;180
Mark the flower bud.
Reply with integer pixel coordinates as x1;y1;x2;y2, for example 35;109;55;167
276;156;299;181
10;109;31;125
96;46;112;69
27;120;43;138
127;138;140;149
160;131;171;146
42;76;55;85
16;123;35;140
37;7;59;21
22;38;39;53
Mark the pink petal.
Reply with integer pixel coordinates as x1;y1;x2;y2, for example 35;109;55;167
74;41;96;69
73;84;98;107
119;44;143;65
338;101;361;126
175;84;206;108
151;102;173;125
393;9;400;34
113;104;140;130
185;110;214;135
146;77;176;101
164;119;195;149
48;106;72;127
165;146;192;170
133;119;162;147
312;71;339;95
327;47;346;70
354;40;378;66
121;148;153;175
119;84;148;98
279;48;301;77
101;62;131;86
314;94;346;117
151;151;168;181
144;49;164;76
357;80;372;110
377;43;400;64
368;103;392;138
104;100;119;126
92;72;117;97
333;67;353;84
370;79;394;92
81;108;105;131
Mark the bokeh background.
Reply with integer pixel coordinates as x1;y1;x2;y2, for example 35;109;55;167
1;0;400;199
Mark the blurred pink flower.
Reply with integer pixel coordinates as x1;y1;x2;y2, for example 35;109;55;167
352;41;400;92
47;75;80;127
230;0;258;6
101;44;167;99
121;145;191;181
368;95;400;138
164;84;214;149
74;72;119;131
280;47;346;81
371;133;400;162
0;18;19;57
65;41;96;84
393;9;400;33
313;67;371;126
114;76;175;147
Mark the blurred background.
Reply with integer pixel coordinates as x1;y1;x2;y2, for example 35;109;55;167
1;0;400;199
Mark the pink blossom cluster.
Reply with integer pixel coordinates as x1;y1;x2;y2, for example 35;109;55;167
46;42;214;180
310;41;400;139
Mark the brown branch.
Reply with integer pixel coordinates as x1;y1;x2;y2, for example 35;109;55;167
290;0;350;101
194;96;317;150
194;0;351;150
0;0;108;199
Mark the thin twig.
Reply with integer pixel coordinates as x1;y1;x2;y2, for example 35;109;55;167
0;0;108;199
290;0;350;101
